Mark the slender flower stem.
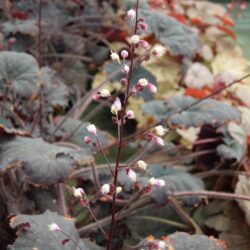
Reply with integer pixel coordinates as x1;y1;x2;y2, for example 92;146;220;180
170;191;250;202
87;206;107;239
96;137;114;177
106;2;139;249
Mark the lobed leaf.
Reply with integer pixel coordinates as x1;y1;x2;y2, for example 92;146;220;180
0;51;40;98
8;210;104;250
150;166;205;206
0;135;93;185
142;95;240;128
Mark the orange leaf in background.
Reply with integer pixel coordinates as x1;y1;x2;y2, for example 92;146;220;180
185;87;211;99
216;25;237;40
168;13;187;25
215;15;234;27
190;18;205;26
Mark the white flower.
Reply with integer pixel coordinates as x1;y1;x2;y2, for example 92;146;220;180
154;125;168;136
111;97;122;115
148;177;165;187
110;50;120;62
87;124;97;136
73;187;85;198
48;223;61;232
126;110;135;119
127;168;137;182
152;44;166;57
138;78;149;87
121;50;129;59
154;136;165;146
127;9;136;19
136;160;148;170
122;64;130;74
101;184;110;194
147;83;157;94
116;186;122;194
131;35;140;44
157;240;167;249
99;89;111;97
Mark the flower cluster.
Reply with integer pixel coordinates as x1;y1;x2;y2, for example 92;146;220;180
146;125;169;146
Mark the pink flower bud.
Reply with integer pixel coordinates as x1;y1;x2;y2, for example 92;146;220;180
140;22;148;31
147;83;157;94
87;124;97;136
131;87;137;95
126;168;137;182
84;136;91;144
122;64;130;74
120;78;128;87
111;97;122;115
127;9;136;19
121;50;129;59
92;93;100;101
126;110;135;119
154;136;164;146
241;1;247;10
148;177;165;187
139;40;149;49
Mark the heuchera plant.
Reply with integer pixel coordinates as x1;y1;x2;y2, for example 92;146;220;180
1;0;250;250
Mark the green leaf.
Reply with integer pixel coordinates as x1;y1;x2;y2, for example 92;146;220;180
105;62;157;101
0;135;93;185
150;167;204;206
8;210;103;250
41;67;69;108
165;232;226;250
142;96;240;128
217;124;246;162
0;51;40;98
139;9;200;58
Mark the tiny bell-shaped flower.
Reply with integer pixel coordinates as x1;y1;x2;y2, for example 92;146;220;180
153;125;168;136
140;22;148;31
147;83;157;94
154;136;165;146
101;183;110;194
48;223;61;232
127;168;137;182
121;49;129;59
116;186;122;194
138;78;149;87
73;187;85;198
87;124;97;136
139;40;149;49
156;240;167;249
111;97;122;116
152;44;166;57
136;160;147;170
84;136;91;144
122;64;130;74
148;177;165;187
131;35;140;44
126;110;135;119
127;9;136;19
92;93;100;101
99;89;111;98
110;50;120;62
